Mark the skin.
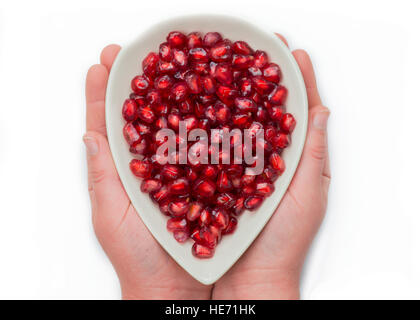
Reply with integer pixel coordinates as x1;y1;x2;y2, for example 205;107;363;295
84;34;330;300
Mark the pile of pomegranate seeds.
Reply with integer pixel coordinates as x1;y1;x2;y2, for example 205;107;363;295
122;31;296;259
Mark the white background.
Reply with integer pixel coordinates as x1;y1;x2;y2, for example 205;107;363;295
0;0;419;299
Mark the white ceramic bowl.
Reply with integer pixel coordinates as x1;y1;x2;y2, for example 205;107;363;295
105;14;308;285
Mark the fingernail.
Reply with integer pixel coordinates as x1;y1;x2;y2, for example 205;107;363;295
83;135;98;156
313;110;330;130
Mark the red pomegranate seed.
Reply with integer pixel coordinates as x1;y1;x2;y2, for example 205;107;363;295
210;41;232;62
160;164;183;180
216;85;238;106
256;106;268;122
151;185;171;203
203;32;222;47
184;71;202;94
241;174;256;186
263;63;282;83
214;101;231;124
214;63;233;85
137;105;156;124
244;195;264;210
140;178;162;193
158;60;177;74
196;226;218;248
232;41;253;55
239;78;252;96
269;152;285;174
189;47;209;62
232;196;245;215
168;112;181;131
187;201;204;221
154;75;173;92
131;75;149;94
216;170;232;192
170;82;189;102
201;165;218;180
168;198;190;217
168;177;190;195
268;105;284;122
159;42;173;62
234;97;257;113
146;89;161;105
272;132;290;149
248;66;262;77
215;192;236;209
212;208;229;230
122;99;138;121
167;31;186;48
252;76;275;95
232;113;251;128
172;49;188;68
255;181;275;197
187;32;202;48
159;198;172;216
193;178;216;198
222;217;238;235
192;243;214;259
254;50;269;68
198;207;212;226
173;230;189;243
232;54;254;69
269;85;288;105
155;116;168;129
129;138;148;155
129;158;152;179
280;113;296;133
142;52;159;78
167;217;188;231
123;122;140;145
201;75;216;94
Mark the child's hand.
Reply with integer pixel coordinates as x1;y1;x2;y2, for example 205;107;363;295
212;35;330;299
84;45;212;299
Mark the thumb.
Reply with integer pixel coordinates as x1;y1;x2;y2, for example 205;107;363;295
291;105;330;191
83;131;129;228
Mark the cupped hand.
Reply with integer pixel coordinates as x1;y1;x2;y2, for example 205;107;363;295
212;35;330;299
84;45;212;300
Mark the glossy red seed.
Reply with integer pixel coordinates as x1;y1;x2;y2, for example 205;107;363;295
254;50;269;68
262;166;279;182
251;76;275;95
263;63;282;83
170;82;189;102
173;230;189;243
232;41;253;55
256;106;268;122
192;243;214;259
167;113;180;131
244;195;264;210
239;78;252;96
184;71;202;94
189;47;209;62
269;85;288;105
214;63;233;85
210;41;232;62
159;198;172;216
146;89;161;105
203;32;222;47
212;208;229;230
172;49;188;68
167;31;186;48
201;165;218;180
161;164;183;180
248;66;262;77
167;217;188;231
168;177;190;195
222;217;238;235
255;181;275;197
183;115;198;132
214;101;231;124
232;113;251;128
154;75;173;92
151;185;171;203
197;226;218;248
216;170;232;192
142;52;159;77
232;196;245;215
280;113;296;133
131;75;149;94
168;198;190;217
122;99;138;121
193;178;216;198
159;42;173;61
187;32;202;48
140;178;162;193
129;159;152;179
158;60;177;74
215;192;236;209
268;105;283;122
198;207;212;226
123;122;141;145
129;138;148;155
234;97;257;113
216;85;238;106
187;201;204;221
232;54;254;69
269;152;285;174
137;105;156;124
272;132;290;149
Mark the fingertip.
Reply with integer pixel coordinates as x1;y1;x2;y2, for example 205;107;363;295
86;64;109;104
100;44;121;71
275;33;289;48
